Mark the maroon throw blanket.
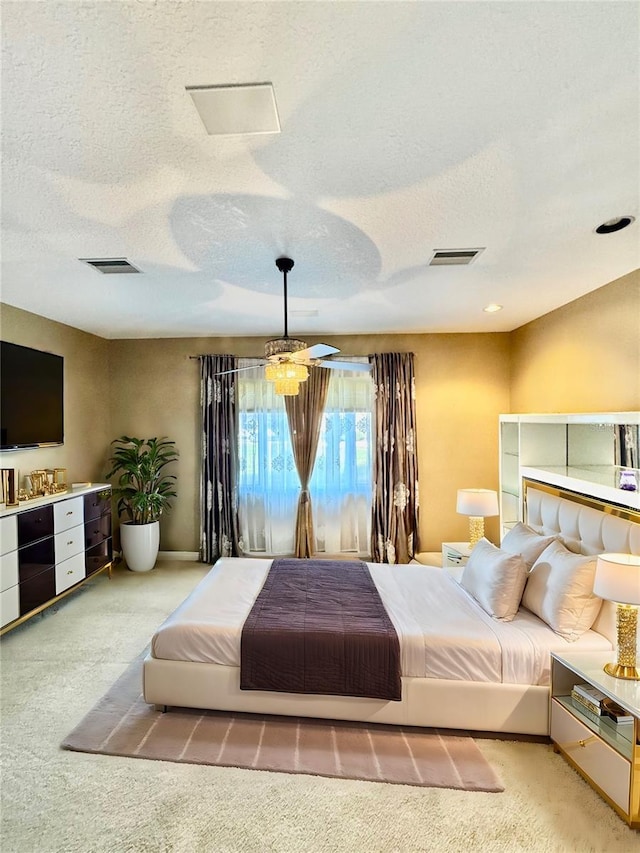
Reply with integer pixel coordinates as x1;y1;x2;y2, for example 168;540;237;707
240;558;401;701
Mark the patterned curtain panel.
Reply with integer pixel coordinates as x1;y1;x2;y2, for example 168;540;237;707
284;367;331;558
369;352;420;564
200;355;242;562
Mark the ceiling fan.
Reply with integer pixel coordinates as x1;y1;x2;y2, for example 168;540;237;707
217;257;370;395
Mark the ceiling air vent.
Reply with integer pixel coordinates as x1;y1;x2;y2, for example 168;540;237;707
428;248;484;266
80;258;141;274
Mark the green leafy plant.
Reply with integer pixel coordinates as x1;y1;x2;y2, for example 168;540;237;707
105;436;178;525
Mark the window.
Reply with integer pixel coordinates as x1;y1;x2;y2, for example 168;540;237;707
238;360;373;556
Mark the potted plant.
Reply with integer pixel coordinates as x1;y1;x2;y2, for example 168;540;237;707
105;436;178;572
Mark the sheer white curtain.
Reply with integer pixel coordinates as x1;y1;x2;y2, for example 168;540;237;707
237;359;372;557
237;360;298;554
310;366;372;556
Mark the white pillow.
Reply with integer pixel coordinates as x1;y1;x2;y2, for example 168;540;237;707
501;522;557;569
460;538;528;622
521;540;602;641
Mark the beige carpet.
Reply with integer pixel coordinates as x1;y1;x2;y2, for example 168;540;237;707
3;560;638;853
61;653;503;791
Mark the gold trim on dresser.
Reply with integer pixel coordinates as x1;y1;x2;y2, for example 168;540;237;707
0;561;112;637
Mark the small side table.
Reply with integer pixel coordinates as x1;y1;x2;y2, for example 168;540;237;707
441;542;472;579
550;651;640;828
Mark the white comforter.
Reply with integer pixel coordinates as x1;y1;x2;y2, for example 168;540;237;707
151;558;611;686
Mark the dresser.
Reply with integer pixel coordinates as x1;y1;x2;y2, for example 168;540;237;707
0;484;112;635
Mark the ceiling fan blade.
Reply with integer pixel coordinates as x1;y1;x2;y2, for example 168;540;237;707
214;364;266;376
318;360;371;372
294;343;340;361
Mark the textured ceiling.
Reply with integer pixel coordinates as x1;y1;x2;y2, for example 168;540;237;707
1;1;638;340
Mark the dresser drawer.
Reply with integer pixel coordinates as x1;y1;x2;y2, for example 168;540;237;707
0;515;18;556
18;537;55;583
55;526;85;563
19;567;56;616
0;584;19;628
0;550;19;593
84;489;111;522
84;513;111;550
86;537;112;576
18;505;54;547
55;552;86;595
54;497;84;533
551;700;630;813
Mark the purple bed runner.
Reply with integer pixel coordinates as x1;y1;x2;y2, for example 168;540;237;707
240;558;401;701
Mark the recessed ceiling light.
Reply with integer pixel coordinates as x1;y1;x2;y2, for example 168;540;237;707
594;215;635;234
186;82;280;136
483;303;503;313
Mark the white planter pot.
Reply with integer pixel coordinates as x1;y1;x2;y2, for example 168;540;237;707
120;521;160;572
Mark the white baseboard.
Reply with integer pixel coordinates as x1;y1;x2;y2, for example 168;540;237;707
157;550;201;561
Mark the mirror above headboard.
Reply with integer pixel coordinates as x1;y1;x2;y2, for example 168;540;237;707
499;413;640;539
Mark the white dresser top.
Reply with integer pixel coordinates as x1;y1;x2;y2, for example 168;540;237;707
0;483;110;519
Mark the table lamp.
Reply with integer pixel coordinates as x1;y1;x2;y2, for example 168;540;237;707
456;489;499;548
593;553;640;681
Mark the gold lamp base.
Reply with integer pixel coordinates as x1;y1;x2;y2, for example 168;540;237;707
605;603;640;680
468;517;485;548
603;662;640;681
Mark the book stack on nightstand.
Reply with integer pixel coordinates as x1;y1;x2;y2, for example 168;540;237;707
571;683;633;727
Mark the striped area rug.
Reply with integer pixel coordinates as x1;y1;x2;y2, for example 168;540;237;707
61;656;503;792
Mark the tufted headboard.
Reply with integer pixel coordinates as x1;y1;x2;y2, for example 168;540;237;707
524;481;640;644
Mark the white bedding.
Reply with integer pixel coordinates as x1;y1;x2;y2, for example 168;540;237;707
151;558;611;686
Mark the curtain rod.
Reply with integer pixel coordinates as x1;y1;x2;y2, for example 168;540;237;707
189;355;263;360
190;354;384;359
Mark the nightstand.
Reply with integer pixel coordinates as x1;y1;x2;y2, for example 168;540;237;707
441;542;472;581
550;651;640;828
441;542;472;573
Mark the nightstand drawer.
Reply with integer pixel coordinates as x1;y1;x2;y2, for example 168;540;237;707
551;700;630;813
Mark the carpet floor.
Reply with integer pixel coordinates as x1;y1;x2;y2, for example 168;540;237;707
62;654;503;791
2;560;638;852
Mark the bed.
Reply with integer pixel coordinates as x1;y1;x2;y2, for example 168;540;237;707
143;483;640;735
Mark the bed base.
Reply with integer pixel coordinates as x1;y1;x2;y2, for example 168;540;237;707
143;655;550;736
143;484;640;737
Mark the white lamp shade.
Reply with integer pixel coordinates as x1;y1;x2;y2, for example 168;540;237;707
456;489;499;517
593;553;640;605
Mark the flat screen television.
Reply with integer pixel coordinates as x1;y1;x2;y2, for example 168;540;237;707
0;341;64;450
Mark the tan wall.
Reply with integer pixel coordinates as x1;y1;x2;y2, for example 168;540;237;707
3;269;636;557
510;269;640;412
109;332;511;552
0;304;111;486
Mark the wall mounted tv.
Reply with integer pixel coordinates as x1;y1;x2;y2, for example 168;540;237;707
0;341;64;450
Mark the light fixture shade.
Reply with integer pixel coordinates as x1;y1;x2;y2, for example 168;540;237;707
265;361;308;396
593;553;640;605
456;489;499;518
